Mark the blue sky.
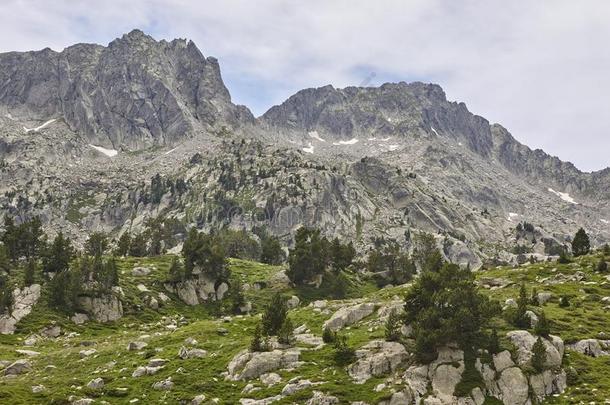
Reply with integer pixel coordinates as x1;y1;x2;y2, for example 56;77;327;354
1;0;609;172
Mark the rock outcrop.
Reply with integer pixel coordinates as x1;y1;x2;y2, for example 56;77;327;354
164;274;227;305
0;284;41;334
227;349;301;381
348;340;408;383
322;302;376;332
77;293;123;323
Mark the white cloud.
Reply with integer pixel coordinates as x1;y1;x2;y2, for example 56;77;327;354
0;0;609;171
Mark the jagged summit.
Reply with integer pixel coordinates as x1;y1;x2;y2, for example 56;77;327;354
0;29;253;150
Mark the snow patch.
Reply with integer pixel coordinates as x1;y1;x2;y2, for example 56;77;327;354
548;188;578;204
23;119;56;133
308;131;326;142
379;137;391;142
387;144;400;151
368;137;377;141
302;143;314;154
508;212;520;221
601;219;609;224
89;144;118;157
332;138;359;146
165;147;177;155
431;127;439;136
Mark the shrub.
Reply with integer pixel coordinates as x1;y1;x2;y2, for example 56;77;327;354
488;328;501;355
510;283;530;329
571;228;590;257
333;334;356;366
534;311;551;337
559;295;570;308
596;259;608;273
261;293;287;336
249;323;269;352
24;259;36;286
260;236;284;265
384;309;402;342
85;232;109;257
287;227;329;285
322;327;336;344
531;337;547;372
278;318;294;345
167;257;185;283
558;251;571;264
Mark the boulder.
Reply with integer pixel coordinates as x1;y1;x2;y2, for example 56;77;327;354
127;341;148;351
71;313;89;325
78;294;123;322
260;372;281;387
227;349;301;380
31;385;45;393
507;330;563;368
306;391;339;405
216;282;229;300
402;364;429;403
79;349;97;358
282;379;313;395
132;366;164;377
152;377;173;390
86;377;104;389
179;346;208;359
148;358;168;367
567;339;608;357
165;275;216;305
0;284;41;334
72;399;94;405
525;311;539;328
529;369;567;401
4;359;31;375
191;395;207;405
41;325;61;338
322;302;376;332
286;295;300;309
492;350;514;372
497;367;529;405
537;292;553;305
348;340;408;383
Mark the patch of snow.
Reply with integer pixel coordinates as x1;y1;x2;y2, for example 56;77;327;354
601;219;609;224
308;131;326;142
332;138;359;146
548;188;578;205
431;127;439;136
23;119;57;133
165;147;177;155
368;137;377;141
89;144;118;157
5;113;14;120
387;144;400;151
379;137;391;142
302;143;314;154
287;140;298;144
458;142;463;146
508;212;520;221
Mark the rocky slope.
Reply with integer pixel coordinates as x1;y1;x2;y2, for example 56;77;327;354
0;30;608;263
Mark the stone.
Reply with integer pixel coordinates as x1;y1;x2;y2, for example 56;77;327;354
348;340;408;383
260;372;282;386
78;294;123;322
537;292;552;305
286;295;300;309
31;385;45;393
4;359;31;375
403;364;429;403
507;330;563;368
525;310;539;327
492;350;514;372
41;325;61;338
146;296;159;310
79;349;97;358
152;377;173;390
216;282;229;300
72;399;94;405
497;367;529;405
191;394;207;405
184;337;198;346
24;335;39;346
282;379;313;395
132;366;164;377
306;391;339;405
132;266;151;276
294;333;324;347
127;341;148;351
504;298;517;308
568;339;608;357
227;349;301;380
322;302;376;332
16;349;40;357
179;346;208;359
87;377;105;389
470;387;485;405
71;313;89;325
148;358;168;367
158;292;170;303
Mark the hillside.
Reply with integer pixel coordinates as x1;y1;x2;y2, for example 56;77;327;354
0;250;609;404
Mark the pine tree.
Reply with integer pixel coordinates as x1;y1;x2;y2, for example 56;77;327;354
0;275;13;315
260;236;284;265
115;232;131;256
167;257;185;283
249;323;269;352
278;317;294;345
85;232;108;257
531;337;547;372
512;283;530;328
559;295;570;308
24;259;36;286
571;228;591;257
322;327;336;344
596;259;608;273
129;233;148;257
535;311;551;337
42;232;74;274
384;308;402;342
287;227;329;285
261;293;287;336
333;334;356;366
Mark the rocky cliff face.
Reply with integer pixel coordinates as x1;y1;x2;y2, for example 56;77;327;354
0;29;253;150
0;30;608;261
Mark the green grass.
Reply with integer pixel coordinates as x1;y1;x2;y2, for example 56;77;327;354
0;253;608;403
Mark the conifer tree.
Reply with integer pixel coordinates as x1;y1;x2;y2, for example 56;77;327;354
531;337;547;372
261;293;287;336
535;311;551;337
571;228;590;257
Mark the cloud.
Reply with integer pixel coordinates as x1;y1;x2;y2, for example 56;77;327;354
0;0;608;171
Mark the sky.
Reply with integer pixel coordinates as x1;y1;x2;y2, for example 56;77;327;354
0;0;609;172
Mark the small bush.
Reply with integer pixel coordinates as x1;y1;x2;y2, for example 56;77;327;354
250;323;270;352
278;318;294;345
261;293;287;336
487;328;501;355
333;334;356;366
384;309;402;342
322;327;336;344
559;295;570;308
534;311;551;337
531;337;547;372
596;259;608;273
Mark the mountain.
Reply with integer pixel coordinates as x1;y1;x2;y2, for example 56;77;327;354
0;30;608;266
0;29;253;150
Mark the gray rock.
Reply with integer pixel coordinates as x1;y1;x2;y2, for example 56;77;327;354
132;266;151;276
497;367;529;405
179;346;207;359
4;359;31;375
281;379;313;395
41;325;61;338
568;339;608;357
152;377;173;390
86;377;104;389
348;340;408;383
492;350;514;372
260;372;281;387
537;292;553;305
191;395;206;405
78;294;123;322
127;341;148;351
147;358;168;367
0;284;41;334
322;302;376;332
306;391;339;405
79;349;97;358
227;349;301;380
507;330;563;368
31;385;45;393
286;295;300;309
71;313;89;325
